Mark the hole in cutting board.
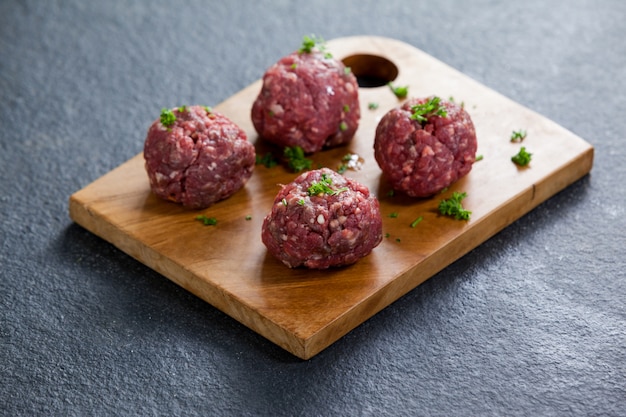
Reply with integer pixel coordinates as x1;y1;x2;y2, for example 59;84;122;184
342;54;399;88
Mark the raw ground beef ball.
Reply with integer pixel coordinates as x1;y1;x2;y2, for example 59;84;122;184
262;168;382;269
374;97;477;197
144;105;255;209
251;46;360;154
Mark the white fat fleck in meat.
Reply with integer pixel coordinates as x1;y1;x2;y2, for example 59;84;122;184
317;214;325;224
421;146;435;157
343;229;357;245
326;86;335;96
269;103;284;116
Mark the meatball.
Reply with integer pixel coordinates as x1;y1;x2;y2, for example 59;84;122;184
144;105;255;209
262;168;382;269
251;47;360;154
374;97;477;197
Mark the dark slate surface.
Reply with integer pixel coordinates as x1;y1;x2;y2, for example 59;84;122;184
1;1;624;415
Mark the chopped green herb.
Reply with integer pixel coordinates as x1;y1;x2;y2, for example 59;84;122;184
395;238;401;243
203;106;213;114
256;152;278;168
299;35;317;53
387;189;395;197
385;233;390;238
475;154;484;161
298;34;330;56
307;173;348;196
410;96;447;125
245;215;252;221
160;108;176;128
388;82;409;99
410;216;423;228
511;146;532;166
195;215;217;226
282;198;288;206
284;146;312;172
368;102;379;110
388;212;399;218
297;199;305;206
178;105;188;113
438;191;471;221
344;67;352;75
510;129;527;142
291;63;297;70
343;104;350;113
339;121;348;131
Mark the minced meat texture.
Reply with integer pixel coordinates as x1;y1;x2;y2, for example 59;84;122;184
251;49;360;154
373;97;477;197
143;106;255;209
262;168;382;269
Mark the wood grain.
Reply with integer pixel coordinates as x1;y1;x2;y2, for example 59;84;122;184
69;36;594;359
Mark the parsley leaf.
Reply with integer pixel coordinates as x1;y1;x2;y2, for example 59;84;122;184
195;215;217;226
160;108;176;128
307;173;348;196
438;192;471;220
511;147;532;166
410;216;423;228
388;82;409;99
256;152;278;168
510;129;527;142
410;96;447;125
284;146;312;172
298;34;331;57
299;35;317;53
368;102;379;110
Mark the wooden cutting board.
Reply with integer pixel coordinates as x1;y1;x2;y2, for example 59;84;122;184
69;36;594;359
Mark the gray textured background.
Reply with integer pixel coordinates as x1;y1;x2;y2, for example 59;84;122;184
1;1;625;415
